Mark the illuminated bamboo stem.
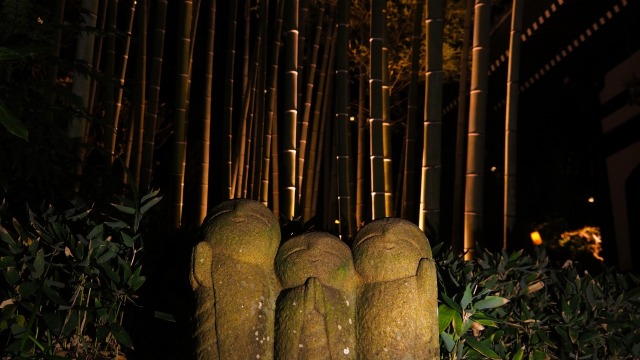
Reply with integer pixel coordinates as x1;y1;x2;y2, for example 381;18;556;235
503;0;523;249
419;0;444;240
464;0;491;259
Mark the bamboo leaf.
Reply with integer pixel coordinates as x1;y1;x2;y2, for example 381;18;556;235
464;337;500;359
440;331;455;352
461;284;473;308
0;99;28;141
140;195;162;215
0;225;17;248
110;323;134;349
474;296;509;310
112;203;136;215
442;292;463;313
511;346;524;360
141;189;160;203
439;304;457;332
32;248;45;278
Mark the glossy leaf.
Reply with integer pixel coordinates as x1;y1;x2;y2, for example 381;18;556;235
465;336;501;359
441;331;455;352
110;323;134;349
439;304;457;332
112;203;136;215
474;296;509;310
0;99;28;141
461;284;473;309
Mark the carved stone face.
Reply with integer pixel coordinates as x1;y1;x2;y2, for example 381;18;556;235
352;218;431;283
202;199;280;266
275;232;356;292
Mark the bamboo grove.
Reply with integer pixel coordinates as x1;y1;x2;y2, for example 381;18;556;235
0;0;523;252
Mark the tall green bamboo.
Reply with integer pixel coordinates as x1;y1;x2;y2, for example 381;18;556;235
249;0;269;200
297;5;324;208
231;0;253;198
69;0;99;170
370;0;386;220
198;0;216;224
382;38;394;218
452;0;473;253
401;0;424;222
140;0;167;190
356;21;368;228
336;0;354;239
130;0;148;188
46;0;65;120
86;0;108;119
105;0;136;165
504;0;523;249
356;68;367;228
464;0;491;259
171;0;194;228
303;21;335;221
223;0;239;199
419;0;444;239
261;0;285;209
103;0;117;164
310;33;336;219
281;0;299;221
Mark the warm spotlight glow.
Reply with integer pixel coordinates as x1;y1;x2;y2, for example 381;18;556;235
334;219;340;224
530;231;543;246
588;196;595;203
490;166;497;172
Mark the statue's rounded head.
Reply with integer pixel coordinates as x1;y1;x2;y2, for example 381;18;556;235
275;232;356;292
201;199;280;266
352;218;432;283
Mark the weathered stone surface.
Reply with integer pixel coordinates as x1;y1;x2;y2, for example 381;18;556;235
191;199;281;360
191;200;440;360
352;218;439;359
274;232;357;359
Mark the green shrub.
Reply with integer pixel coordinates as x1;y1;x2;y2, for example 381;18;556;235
435;245;640;359
0;190;161;359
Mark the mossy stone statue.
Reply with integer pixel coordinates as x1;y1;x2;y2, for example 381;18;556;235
191;199;281;360
274;232;357;359
191;200;439;359
352;218;439;359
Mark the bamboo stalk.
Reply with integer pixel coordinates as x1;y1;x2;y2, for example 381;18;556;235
140;0;167;190
223;0;239;199
304;21;335;221
297;5;324;208
171;0;194;228
401;0;425;223
131;0;148;189
281;0;299;221
311;33;335;219
106;0;136;165
503;0;523;249
262;0;285;211
370;0;386;220
198;0;217;224
464;0;491;259
419;0;444;240
69;0;99;176
249;0;269;200
336;0;354;239
452;0;473;253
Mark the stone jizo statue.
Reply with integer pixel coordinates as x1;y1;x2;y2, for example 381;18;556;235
191;199;439;360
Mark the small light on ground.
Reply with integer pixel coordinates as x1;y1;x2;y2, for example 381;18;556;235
530;231;543;246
